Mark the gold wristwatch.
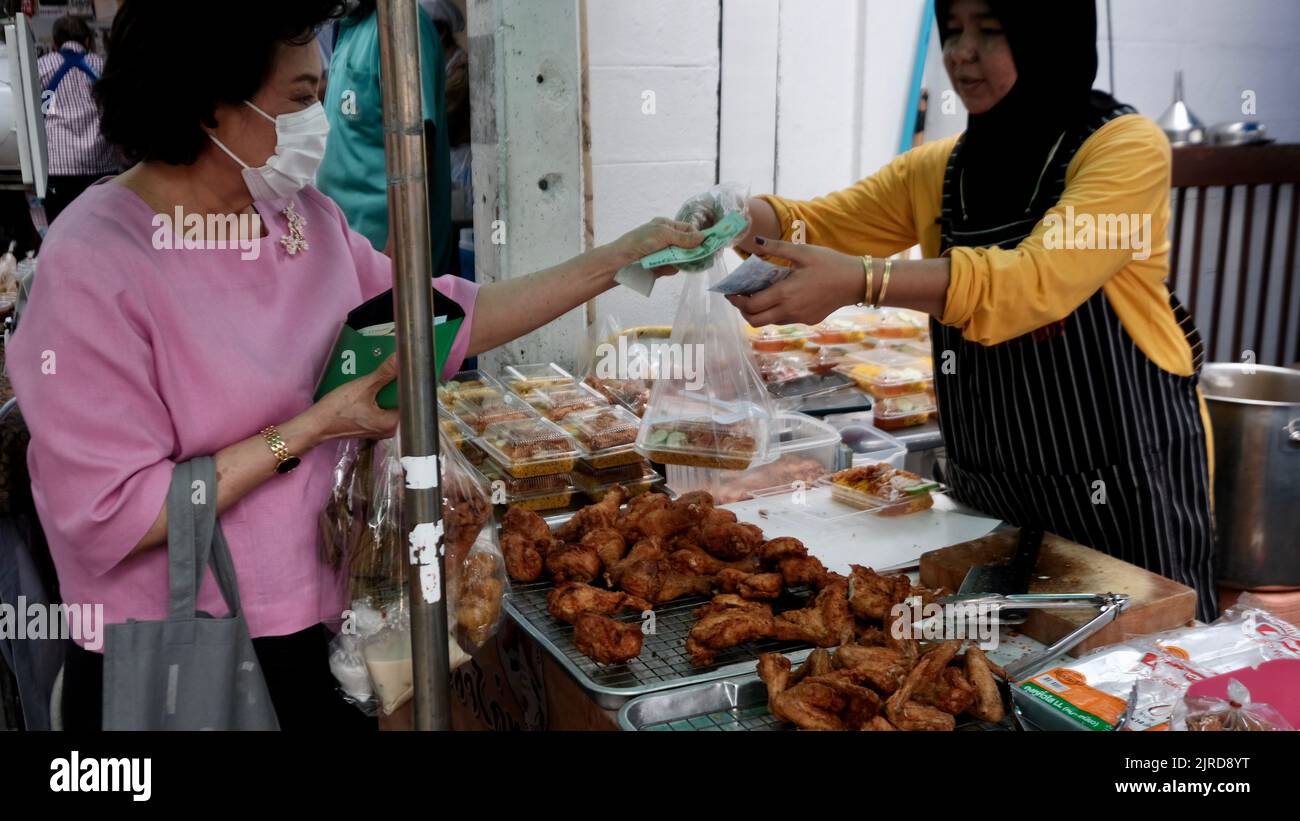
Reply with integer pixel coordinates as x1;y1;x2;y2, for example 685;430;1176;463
261;425;301;474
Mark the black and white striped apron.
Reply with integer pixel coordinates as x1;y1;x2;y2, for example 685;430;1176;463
932;104;1218;622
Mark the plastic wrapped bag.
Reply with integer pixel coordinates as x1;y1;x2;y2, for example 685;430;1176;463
578;311;661;416
673;182;751;271
635;256;776;470
1178;679;1294;731
329;431;507;715
319;438;373;571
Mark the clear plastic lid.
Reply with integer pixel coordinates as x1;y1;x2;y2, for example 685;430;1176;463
450;392;539;433
747;323;813;352
502;362;577;394
438;369;507;404
582;373;650;417
756;350;815;384
873;392;937;420
477;459;575;496
636;398;767;469
521;382;610;421
475;416;579;475
438;409;476;447
575;458;656;484
822;464;940;513
810;315;870;344
558;405;641;454
863;308;928;339
836;349;934;397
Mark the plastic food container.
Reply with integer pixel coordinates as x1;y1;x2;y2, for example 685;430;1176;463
583;374;651;417
872;392;937;430
810;315;869;345
755;350;815;384
837;349;934;398
438;410;476;449
521;382;610;422
637;415;763;470
558;405;643;469
747;323;812;353
437;369;507;405
665;412;841;503
502;362;577;394
451;392;539;434
823;465;939;515
862;308;928;340
476;461;577;511
474;416;579;478
574;461;662;502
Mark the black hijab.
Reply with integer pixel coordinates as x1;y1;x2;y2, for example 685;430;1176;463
936;0;1125;229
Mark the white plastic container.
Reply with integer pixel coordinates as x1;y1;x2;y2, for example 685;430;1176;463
821;411;907;468
664;412;842;504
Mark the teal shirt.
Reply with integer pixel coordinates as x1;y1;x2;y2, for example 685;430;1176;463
318;10;453;274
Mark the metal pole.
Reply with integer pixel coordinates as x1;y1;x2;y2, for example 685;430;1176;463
376;0;450;731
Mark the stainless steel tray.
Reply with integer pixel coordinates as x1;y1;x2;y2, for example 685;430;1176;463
503;580;816;710
616;672;1017;731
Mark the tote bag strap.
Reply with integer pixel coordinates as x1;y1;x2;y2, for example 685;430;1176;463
166;457;244;621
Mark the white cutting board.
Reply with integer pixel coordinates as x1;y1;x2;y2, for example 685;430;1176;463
722;486;1001;574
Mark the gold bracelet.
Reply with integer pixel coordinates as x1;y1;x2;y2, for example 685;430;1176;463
875;258;893;308
861;255;874;307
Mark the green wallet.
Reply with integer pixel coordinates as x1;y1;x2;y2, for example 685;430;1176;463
314;287;465;409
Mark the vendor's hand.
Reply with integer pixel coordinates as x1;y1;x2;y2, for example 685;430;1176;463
725;237;863;326
676;184;750;231
607;217;705;276
301;354;401;443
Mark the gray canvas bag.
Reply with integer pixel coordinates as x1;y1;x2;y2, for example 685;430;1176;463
101;457;279;730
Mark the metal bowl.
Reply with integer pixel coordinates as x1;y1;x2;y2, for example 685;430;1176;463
1207;121;1271;146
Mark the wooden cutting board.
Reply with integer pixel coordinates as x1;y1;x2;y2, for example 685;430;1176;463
919;529;1196;656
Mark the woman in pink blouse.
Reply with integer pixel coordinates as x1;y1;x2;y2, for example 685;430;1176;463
7;2;699;730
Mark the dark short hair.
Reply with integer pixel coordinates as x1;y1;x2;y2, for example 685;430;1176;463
52;15;93;49
95;0;347;166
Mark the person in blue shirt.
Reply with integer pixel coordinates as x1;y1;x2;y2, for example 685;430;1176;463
317;0;453;274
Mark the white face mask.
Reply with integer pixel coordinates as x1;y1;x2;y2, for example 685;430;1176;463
209;101;329;201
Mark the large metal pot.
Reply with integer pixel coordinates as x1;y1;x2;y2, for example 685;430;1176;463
1202;363;1300;589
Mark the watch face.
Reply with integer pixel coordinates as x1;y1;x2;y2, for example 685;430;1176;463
276;456;302;475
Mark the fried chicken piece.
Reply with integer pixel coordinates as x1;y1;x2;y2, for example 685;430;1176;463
615;492;695;542
555;484;627;542
607;537;667;600
848;565;912;621
818;675;883;728
915;666;978;716
833;644;911;694
758;537;808;565
694;594;772;620
803;648;835;677
580;527;627;569
456;552;503;646
698;519;765;561
686;597;776;666
546;581;651;624
673;490;716;520
669;546;729;576
777;555;829;589
656;572;715;603
715;568;783;600
855;624;887;647
758;652;881;730
501;531;546;582
884;639;961;731
501;505;553;543
572;613;643;665
772;579;854;647
964;644;1006;723
862;715;897;731
545;543;602;584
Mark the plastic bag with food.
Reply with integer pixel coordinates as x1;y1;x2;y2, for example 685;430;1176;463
319;438;374;571
1177;679;1294;731
329;431;507;714
635;255;776;471
579;311;664;416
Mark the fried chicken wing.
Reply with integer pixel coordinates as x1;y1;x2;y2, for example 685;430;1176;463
963;644;1006;723
686;597;776;666
848;565;911;621
546;581;652;624
885;699;955;731
915;666;978;716
656;572;715;603
771;579;853;647
777;555;829;589
833;644;911;694
545;543;603;584
715;568;783;600
759;652;881;730
698;519;764;561
884;639;961;730
572;613;643;665
555;484;627;542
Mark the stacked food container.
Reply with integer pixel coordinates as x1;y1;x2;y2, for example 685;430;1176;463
836;346;937;430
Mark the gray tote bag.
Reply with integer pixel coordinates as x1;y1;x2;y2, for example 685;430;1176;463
101;457;279;730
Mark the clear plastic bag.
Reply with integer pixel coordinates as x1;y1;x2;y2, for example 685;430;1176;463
319;438;373;572
1177;679;1294;731
328;431;508;714
673;182;751;271
635;257;776;470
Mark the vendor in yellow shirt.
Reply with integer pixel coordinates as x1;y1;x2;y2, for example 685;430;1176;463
690;0;1216;620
